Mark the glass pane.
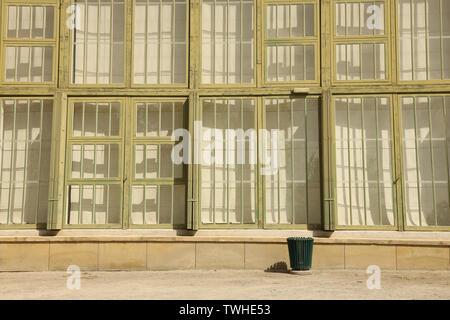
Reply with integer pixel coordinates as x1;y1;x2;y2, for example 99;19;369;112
4;47;53;83
72;0;124;84
264;98;320;225
336;43;385;80
202;0;254;84
108;184;121;224
133;0;187;84
72;102;121;137
94;185;107;224
336;2;385;36
398;0;450;80
266;45;315;82
402;96;450;227
0;100;52;225
146;145;158;178
335;97;394;226
173;184;185;225
201;99;256;224
131;185;144;224
5;6;55;39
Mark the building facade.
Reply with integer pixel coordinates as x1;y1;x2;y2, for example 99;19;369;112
0;0;449;271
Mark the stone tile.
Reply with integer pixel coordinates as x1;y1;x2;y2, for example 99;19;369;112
312;244;345;269
0;243;49;271
196;243;244;269
147;242;195;270
98;242;146;270
344;245;396;270
49;242;98;271
397;246;449;270
244;243;289;270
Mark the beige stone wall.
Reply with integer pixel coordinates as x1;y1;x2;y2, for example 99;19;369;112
0;240;448;271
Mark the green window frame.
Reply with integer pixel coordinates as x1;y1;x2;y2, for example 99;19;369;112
397;0;450;82
400;95;450;229
70;0;126;86
132;0;189;86
263;96;321;228
1;1;58;85
64;98;125;227
129;98;188;228
199;96;321;229
200;98;258;227
201;0;256;86
0;98;53;228
332;0;391;84
333;95;397;229
263;0;319;85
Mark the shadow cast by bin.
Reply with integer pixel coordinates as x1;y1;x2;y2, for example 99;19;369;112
264;261;290;274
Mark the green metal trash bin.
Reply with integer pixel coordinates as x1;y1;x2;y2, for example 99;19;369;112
287;237;314;270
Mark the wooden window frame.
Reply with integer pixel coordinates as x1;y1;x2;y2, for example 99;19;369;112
399;93;450;230
332;94;399;230
262;95;322;229
68;0;128;88
0;0;59;86
131;0;189;88
198;96;260;228
262;0;320;87
128;97;188;229
331;0;392;86
199;0;258;88
63;97;126;228
0;97;53;229
396;0;450;85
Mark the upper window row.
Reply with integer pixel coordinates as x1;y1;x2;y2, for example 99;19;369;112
1;0;450;85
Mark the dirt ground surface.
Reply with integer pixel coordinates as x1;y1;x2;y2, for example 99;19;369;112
0;270;448;300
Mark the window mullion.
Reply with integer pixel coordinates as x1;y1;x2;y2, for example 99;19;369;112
290;99;295;224
361;99;367;225
7;103;16;224
20;101;30;224
426;97;437;226
346;99;352;225
412;98;422;226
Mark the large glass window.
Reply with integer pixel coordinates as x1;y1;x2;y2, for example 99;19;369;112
71;0;125;84
264;97;321;226
201;99;257;225
66;100;123;225
401;96;450;227
334;1;388;81
201;0;255;84
2;5;56;83
265;1;318;83
131;100;187;226
398;0;450;81
334;96;395;227
133;0;187;85
0;99;53;226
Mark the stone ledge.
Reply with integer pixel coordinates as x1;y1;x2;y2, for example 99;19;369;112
0;235;449;246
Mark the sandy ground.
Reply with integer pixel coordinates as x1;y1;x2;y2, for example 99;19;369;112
0;270;448;300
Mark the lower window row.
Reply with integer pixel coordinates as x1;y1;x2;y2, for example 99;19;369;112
0;96;448;229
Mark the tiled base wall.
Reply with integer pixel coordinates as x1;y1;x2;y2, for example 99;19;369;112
0;242;449;271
